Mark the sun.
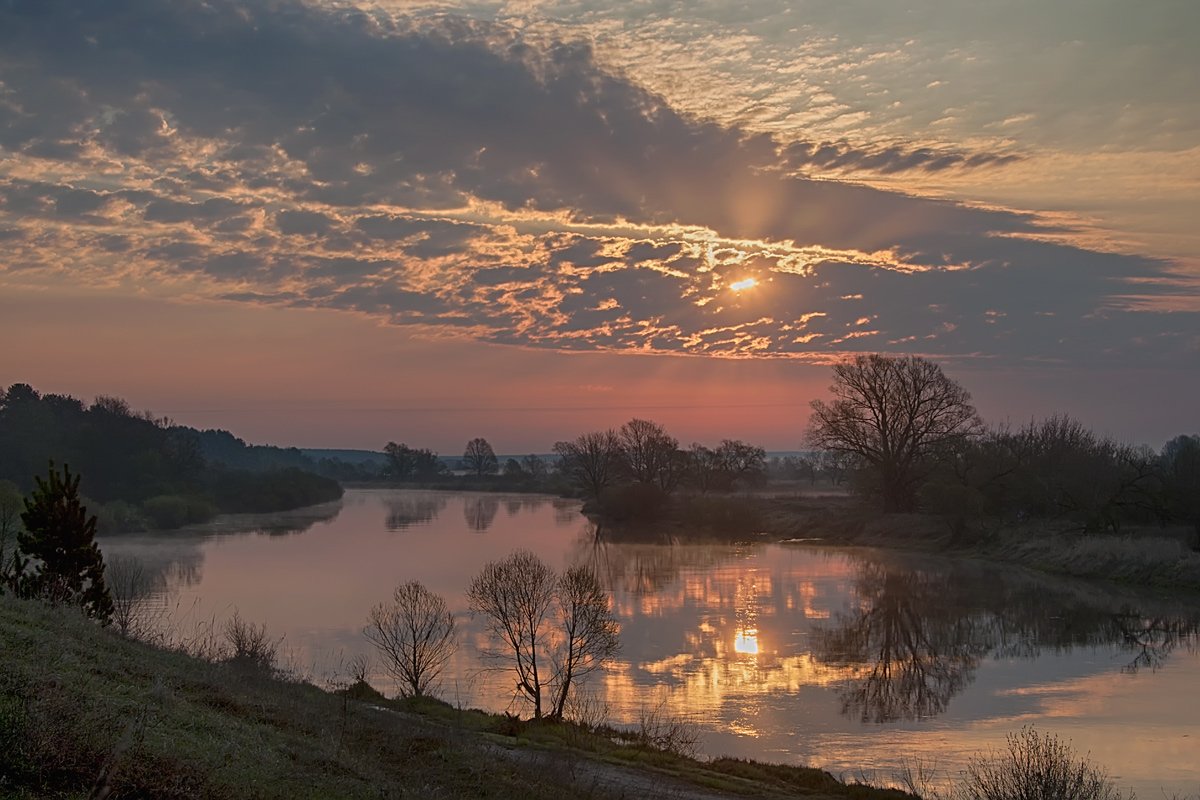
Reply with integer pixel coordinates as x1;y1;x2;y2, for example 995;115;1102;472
729;277;758;292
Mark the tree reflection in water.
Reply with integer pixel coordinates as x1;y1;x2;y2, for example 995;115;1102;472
463;495;500;532
573;523;731;597
385;495;448;530
815;556;1200;723
815;564;990;722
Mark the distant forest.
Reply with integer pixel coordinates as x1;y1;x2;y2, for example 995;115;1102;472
0;384;346;531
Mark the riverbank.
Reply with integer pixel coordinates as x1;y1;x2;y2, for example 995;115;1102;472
597;491;1200;592
765;494;1200;590
0;593;914;800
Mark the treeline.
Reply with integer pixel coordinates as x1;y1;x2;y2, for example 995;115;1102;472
804;354;1200;544
922;417;1200;539
0;384;344;531
381;422;773;530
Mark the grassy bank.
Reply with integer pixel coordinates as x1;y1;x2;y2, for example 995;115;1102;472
0;593;913;800
591;490;1200;592
758;494;1200;591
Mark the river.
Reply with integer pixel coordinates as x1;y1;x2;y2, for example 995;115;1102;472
98;488;1200;796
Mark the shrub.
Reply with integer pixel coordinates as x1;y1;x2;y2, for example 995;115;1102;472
950;726;1128;800
92;499;149;534
632;699;699;758
675;493;764;534
140;494;217;529
222;610;279;672
597;482;669;522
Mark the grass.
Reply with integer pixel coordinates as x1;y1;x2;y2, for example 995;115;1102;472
0;593;916;800
752;494;1200;591
998;529;1200;588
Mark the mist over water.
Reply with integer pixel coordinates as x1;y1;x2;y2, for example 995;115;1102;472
98;489;1200;796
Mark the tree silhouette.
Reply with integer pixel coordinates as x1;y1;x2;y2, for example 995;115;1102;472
463;437;499;477
618;419;680;491
815;564;988;722
807;354;981;512
554;430;624;500
15;463;114;623
365;581;457;698
468;550;619;719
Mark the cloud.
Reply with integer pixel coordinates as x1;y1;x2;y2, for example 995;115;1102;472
0;0;1195;367
779;140;1023;175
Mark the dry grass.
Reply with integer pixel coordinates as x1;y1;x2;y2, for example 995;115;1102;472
0;593;914;800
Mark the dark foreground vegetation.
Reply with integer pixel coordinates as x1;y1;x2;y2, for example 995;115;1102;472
0;593;917;800
0;384;344;532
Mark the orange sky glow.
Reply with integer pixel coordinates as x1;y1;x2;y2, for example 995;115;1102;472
1;0;1196;450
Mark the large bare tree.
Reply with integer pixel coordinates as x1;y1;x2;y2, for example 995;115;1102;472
553;430;624;500
468;550;557;717
807;354;981;512
468;550;619;719
462;437;499;477
364;581;457;698
618;418;680;491
548;565;620;719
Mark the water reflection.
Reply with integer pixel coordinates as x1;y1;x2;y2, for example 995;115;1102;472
463;495;500;531
814;564;989;722
811;558;1200;724
386;495;447;530
93;490;1200;799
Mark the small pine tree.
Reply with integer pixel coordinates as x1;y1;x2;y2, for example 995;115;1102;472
16;463;114;623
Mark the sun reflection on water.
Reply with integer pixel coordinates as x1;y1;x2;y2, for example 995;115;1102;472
734;629;759;655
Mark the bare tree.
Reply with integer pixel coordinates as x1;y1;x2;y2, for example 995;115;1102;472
715;439;767;488
468;550;557;717
468;551;619;720
522;454;549;479
619;418;680;491
0;480;21;583
553;430;624;500
107;554;163;639
685;444;727;494
462;437;499;477
807;354;982;512
549;565;620;719
364;581;457;698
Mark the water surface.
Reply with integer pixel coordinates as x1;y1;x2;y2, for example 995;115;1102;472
99;489;1200;796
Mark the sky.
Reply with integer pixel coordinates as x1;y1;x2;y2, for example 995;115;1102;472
1;0;1197;452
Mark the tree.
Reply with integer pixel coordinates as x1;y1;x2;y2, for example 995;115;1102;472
468;551;619;719
715;439;767;488
1160;434;1200;548
548;565;620;719
107;554;162;638
364;581;457;698
553;430;624;500
14;463;114;623
618;419;680;491
0;480;21;589
807;354;982;512
383;441;417;479
468;550;557;718
463;437;499;477
685;444;728;494
383;442;445;480
522;454;548;480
